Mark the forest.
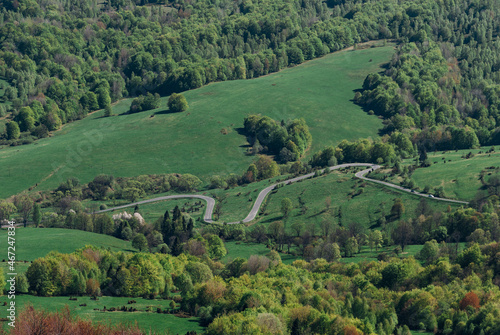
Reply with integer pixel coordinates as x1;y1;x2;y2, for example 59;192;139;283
2;238;498;334
1;0;499;154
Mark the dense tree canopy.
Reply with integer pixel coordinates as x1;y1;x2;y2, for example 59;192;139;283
244;115;312;161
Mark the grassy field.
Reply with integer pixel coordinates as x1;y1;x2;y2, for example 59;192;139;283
247;168;459;231
0;44;394;199
371;146;500;201
0;228;136;261
0;295;204;334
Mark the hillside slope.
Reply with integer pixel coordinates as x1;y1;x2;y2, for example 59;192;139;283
0;44;393;198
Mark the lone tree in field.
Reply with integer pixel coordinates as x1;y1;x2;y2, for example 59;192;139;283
168;93;188;113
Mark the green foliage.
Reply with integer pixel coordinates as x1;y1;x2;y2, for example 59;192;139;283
185;262;213;285
0;267;4;295
244;115;312;161
16;106;35;132
280;198;293;221
96;84;112;110
207;234;227;260
0;201;16;220
456;244;483;268
167;93;189;113
132;234;148;252
130;93;160;113
6;121;20;139
41;110;62;131
32;202;41;227
417;239;439;265
255;156;281;180
310;138;396;167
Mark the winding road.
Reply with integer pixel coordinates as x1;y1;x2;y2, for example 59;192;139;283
96;163;469;223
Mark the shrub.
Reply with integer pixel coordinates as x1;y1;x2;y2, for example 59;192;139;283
167;93;188;113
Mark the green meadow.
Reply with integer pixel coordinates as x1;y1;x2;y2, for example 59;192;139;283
0;44;394;199
225;168;457;230
0;228;136;261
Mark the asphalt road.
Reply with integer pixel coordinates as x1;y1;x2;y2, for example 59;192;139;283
96;163;469;223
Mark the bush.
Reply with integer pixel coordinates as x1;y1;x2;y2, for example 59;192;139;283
32;124;49;138
167;93;189;113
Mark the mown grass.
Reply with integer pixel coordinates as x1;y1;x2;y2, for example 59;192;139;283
373;146;500;201
0;295;205;334
0;44;394;199
0;228;136;261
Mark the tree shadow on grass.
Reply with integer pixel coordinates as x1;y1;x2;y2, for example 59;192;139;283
112;108;180;116
306;210;326;219
154;109;180;115
258;215;282;224
235;127;252;148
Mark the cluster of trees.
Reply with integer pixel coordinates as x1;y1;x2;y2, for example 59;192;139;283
4;0;498;148
51;173;202;206
154;206;195;256
0;81;112;145
310;138;401;167
358;37;500;151
1;0;499;157
25;247;174;297
129;92;160;114
243;115;312;162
